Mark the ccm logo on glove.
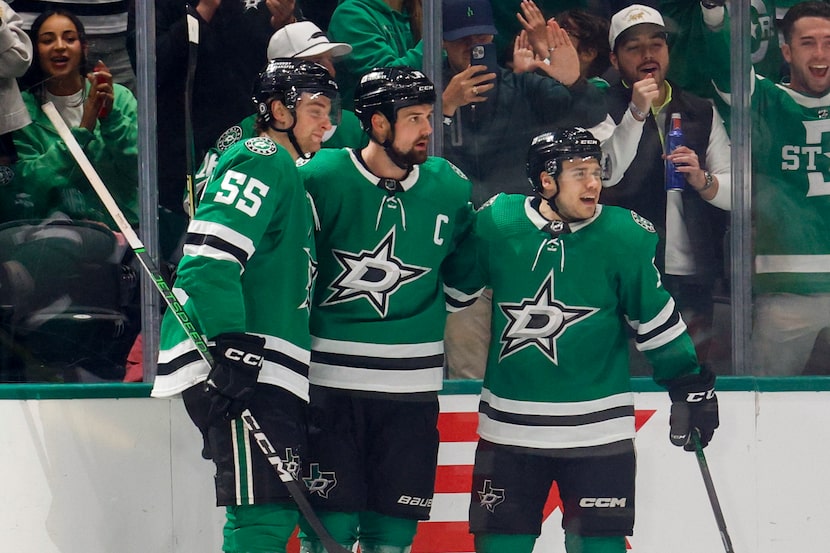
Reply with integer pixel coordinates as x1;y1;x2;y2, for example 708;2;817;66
667;366;719;451
222;347;264;367
685;389;715;402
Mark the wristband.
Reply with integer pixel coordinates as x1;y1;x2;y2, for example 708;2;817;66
629;101;648;121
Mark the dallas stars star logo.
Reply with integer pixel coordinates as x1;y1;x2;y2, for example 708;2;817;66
303;463;338;498
323;227;430;317
282;448;301;480
478;479;505;513
498;272;598;364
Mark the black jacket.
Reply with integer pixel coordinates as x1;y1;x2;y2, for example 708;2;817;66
603;81;728;280
442;64;608;207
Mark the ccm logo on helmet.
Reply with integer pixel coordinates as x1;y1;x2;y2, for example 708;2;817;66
224;348;264;367
579;497;627;508
686;389;715;402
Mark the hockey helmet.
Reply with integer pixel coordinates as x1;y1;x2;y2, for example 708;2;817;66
526;128;602;193
251;58;341;124
353;66;436;134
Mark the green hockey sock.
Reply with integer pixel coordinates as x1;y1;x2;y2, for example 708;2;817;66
222;503;298;553
564;533;626;553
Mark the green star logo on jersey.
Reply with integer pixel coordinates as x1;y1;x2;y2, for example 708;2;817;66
498;272;598;364
323;227;431;317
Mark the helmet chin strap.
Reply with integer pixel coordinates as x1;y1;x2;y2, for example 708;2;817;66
269;114;310;160
541;174;587;227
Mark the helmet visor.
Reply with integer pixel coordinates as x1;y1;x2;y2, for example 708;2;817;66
296;88;342;127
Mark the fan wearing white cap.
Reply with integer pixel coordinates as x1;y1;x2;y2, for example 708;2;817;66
188;20;366;215
598;3;732;372
268;20;352;77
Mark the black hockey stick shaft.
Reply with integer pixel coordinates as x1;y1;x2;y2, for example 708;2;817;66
692;432;735;553
42;102;349;553
184;4;199;219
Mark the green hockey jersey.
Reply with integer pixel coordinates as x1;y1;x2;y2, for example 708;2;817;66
298;148;479;394
706;25;830;295
662;0;782;99
471;195;699;449
152;136;317;400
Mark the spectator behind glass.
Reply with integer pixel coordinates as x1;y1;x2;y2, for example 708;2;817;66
14;8;139;227
327;0;423;107
701;0;830;375
599;4;731;370
490;0;618;64
660;0;782;104
152;0;298;260
12;0;136;91
0;0;33;223
441;0;607;207
556;8;614;83
297;0;339;31
511;2;614;83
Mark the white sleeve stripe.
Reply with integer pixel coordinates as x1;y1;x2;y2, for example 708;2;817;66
187;219;255;257
182;244;245;271
636;318;687;352
636;297;677;335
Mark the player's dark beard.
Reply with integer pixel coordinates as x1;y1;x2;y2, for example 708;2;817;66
391;136;429;166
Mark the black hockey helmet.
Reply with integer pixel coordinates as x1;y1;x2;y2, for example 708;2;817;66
526;127;602;193
251;58;340;124
353;66;436;134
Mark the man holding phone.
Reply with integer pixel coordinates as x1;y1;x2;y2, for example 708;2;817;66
441;0;607;207
440;0;608;379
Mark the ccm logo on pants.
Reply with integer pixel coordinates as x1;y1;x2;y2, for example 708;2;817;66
579;497;627;508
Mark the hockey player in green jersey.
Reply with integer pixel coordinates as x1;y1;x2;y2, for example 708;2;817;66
295;66;479;553
151;59;340;553
702;1;830;375
465;128;720;553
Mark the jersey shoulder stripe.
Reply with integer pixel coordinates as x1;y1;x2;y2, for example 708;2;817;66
183;219;255;269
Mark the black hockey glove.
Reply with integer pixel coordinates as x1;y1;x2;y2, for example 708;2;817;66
701;0;726;8
667;366;719;451
205;332;266;423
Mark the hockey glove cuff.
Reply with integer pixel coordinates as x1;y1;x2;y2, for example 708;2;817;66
667;366;719;451
205;332;266;423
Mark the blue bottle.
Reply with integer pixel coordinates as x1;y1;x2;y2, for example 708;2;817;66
665;112;685;191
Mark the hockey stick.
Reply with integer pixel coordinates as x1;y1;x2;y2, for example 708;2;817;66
692;432;735;553
184;4;199;218
42;102;350;553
